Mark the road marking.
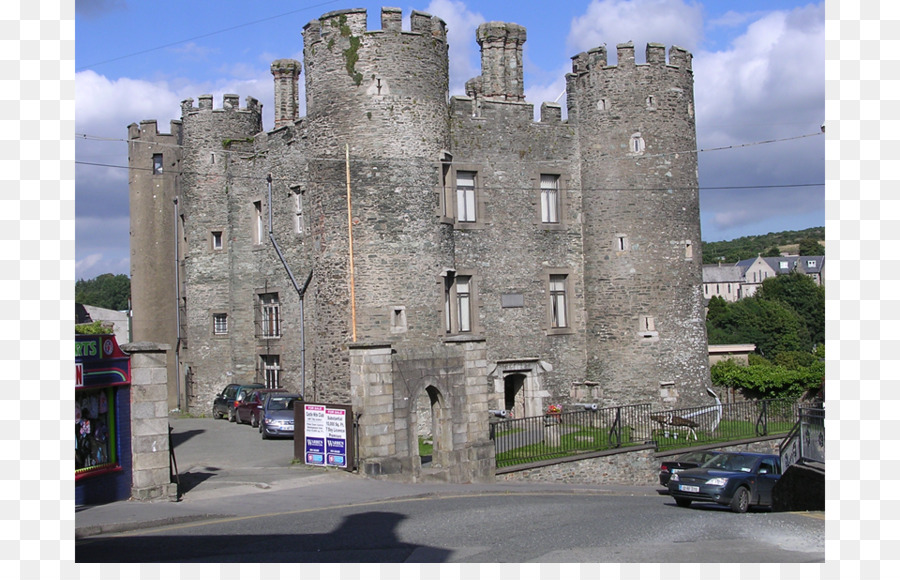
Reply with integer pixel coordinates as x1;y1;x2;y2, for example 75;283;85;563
791;511;825;520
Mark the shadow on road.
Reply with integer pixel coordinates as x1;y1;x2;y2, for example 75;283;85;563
76;510;453;563
170;428;205;449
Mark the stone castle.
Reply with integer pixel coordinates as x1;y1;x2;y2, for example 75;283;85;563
129;7;711;482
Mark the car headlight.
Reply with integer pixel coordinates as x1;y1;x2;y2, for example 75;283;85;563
670;473;679;482
706;477;729;486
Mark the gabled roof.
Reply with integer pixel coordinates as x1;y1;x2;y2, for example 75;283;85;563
734;255;824;276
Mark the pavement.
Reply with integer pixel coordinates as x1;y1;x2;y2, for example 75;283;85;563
75;417;659;539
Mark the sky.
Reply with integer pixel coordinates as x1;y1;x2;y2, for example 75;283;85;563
74;0;825;280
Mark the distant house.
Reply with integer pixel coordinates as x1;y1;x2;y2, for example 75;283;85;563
703;255;824;302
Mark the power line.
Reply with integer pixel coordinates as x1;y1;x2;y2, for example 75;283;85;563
74;160;823;193
77;0;342;72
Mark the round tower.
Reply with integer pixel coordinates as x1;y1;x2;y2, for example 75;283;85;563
301;8;452;398
568;42;711;408
177;94;264;409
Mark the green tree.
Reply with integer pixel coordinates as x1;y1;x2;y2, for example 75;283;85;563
763;245;782;257
755;272;825;347
798;237;824;256
706;296;810;360
75;273;131;311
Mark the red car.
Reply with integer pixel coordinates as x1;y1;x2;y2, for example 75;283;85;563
235;389;285;427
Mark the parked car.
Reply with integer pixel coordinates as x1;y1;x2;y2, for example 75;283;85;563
658;450;722;486
667;451;781;513
235;389;285;427
212;383;264;422
260;392;302;439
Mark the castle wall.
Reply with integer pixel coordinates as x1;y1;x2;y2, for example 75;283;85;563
448;94;586;406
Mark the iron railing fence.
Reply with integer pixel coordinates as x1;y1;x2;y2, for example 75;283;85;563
651;398;799;452
779;405;825;469
492;398;800;468
491;404;653;469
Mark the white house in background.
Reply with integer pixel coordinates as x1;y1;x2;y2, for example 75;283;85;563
703;255;825;302
79;304;131;345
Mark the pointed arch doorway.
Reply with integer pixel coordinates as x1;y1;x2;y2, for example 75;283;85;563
415;385;449;468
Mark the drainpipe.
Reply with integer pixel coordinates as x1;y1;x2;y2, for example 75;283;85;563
267;174;311;399
173;197;182;410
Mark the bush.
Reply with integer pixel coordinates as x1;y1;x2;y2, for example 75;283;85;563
710;358;824;400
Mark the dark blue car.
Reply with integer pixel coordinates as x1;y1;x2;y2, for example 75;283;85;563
667;451;781;513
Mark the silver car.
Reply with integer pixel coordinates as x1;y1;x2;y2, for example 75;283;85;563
259;393;301;439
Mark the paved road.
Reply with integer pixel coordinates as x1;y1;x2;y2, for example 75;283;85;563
75;417;825;563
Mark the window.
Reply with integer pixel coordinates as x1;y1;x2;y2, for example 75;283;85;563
779;260;789;270
807;259;816;268
617;235;628;251
254;201;265;244
259;293;281;338
213;313;228;335
444;272;474;334
261;355;281;389
456;171;476;223
294;192;303;234
212;231;223;250
152;153;163;175
549;275;568;328
684;240;693;259
630;133;645;154
540;174;560;224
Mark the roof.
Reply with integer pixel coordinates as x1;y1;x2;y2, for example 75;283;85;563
735;255;824;276
702;264;744;283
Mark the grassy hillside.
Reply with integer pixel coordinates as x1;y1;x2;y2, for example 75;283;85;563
701;226;824;264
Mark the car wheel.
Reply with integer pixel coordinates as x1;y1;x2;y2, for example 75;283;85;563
730;487;750;513
251;414;258;428
675;498;692;508
261;428;268;440
228;408;236;422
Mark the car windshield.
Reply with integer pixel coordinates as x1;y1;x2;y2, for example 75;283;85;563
267;397;298;411
701;453;758;473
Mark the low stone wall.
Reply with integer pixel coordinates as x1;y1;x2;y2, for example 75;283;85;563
496;436;785;486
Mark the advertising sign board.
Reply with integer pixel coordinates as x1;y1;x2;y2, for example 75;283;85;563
295;402;354;471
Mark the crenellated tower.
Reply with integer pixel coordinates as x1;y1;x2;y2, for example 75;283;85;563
301;8;453;400
568;42;711;406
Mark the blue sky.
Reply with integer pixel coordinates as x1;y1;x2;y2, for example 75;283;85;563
74;0;825;280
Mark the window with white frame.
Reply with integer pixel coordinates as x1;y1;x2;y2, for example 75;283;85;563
549;274;568;329
444;273;473;334
456;171;476;223
540;174;560;224
261;355;281;389
213;313;228;335
259;293;281;338
807;259;816;268
630;133;645;154
294;191;304;235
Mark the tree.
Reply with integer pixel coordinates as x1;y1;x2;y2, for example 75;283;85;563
798;237;824;256
706;295;811;360
755;272;825;347
75;274;131;311
710;358;824;400
763;246;782;257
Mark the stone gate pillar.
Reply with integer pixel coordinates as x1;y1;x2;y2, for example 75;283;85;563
120;341;177;501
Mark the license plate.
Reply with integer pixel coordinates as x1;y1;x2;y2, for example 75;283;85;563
284;425;294;431
679;485;700;493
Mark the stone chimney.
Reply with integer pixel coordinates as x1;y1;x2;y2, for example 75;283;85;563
476;22;526;102
271;59;302;129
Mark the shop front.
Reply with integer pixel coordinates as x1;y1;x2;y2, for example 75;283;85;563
75;334;132;505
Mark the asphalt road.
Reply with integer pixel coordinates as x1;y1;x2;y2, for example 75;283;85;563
76;417;825;563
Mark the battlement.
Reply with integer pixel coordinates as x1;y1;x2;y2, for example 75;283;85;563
570;42;692;74
303;7;447;43
180;94;262;116
127;119;182;141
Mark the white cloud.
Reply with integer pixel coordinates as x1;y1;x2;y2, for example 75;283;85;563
424;0;485;95
567;0;704;60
